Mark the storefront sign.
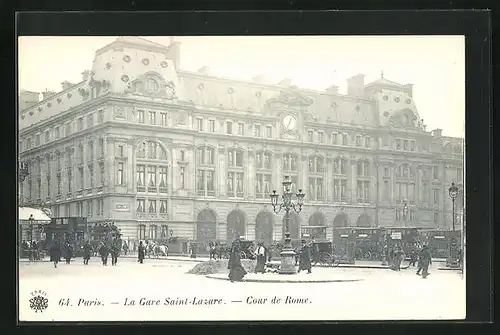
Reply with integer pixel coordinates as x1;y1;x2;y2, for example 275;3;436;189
391;232;402;240
115;203;130;212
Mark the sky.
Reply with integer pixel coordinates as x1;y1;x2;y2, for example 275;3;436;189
18;36;465;138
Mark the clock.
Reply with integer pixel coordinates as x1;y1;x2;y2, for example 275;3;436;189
283;114;297;132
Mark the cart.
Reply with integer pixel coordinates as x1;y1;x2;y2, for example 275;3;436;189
311;241;340;267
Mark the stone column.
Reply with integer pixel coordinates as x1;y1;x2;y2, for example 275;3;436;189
350;158;357;204
127;139;135;193
326;155;333;202
301;154;308;196
274;150;282;193
247;148;255;199
218;146;226;197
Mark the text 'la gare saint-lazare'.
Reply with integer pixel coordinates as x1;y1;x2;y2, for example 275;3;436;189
121;296;310;306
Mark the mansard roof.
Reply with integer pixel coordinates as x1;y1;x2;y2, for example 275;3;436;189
95;36;171;56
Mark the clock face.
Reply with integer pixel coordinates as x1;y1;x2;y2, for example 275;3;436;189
283;114;297;131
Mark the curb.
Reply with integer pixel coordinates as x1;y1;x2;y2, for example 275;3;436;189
437;267;462;271
205;275;364;284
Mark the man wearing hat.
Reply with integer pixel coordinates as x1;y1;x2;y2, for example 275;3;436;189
416;243;432;278
298;239;312;274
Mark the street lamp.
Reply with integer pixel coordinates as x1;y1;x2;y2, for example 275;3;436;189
448;182;459;268
448;182;458;231
270;175;305;274
19;161;29;183
28;214;34;261
169;228;174;237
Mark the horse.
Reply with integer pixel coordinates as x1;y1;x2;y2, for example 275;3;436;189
145;242;156;258
154;244;168;258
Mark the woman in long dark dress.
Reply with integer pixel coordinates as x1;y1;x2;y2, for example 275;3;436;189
64;242;73;264
82;240;92;265
228;241;247;282
298;240;312;274
49;240;62;268
137;241;145;264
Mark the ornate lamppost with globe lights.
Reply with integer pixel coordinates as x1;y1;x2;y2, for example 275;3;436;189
270;176;305;274
447;182;459;268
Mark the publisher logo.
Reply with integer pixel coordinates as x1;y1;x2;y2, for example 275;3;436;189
29;290;48;313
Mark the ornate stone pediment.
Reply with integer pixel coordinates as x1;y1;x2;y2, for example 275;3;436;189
266;88;313;110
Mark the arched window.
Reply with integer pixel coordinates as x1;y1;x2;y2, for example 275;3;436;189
145;78;159;94
333;157;348;203
395;163;416;205
255;151;272;198
227;148;244;197
308;155;325;201
282;153;299;193
356;159;371;204
196;146;216;197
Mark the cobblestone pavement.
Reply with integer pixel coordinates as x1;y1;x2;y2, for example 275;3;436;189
19;257;465;322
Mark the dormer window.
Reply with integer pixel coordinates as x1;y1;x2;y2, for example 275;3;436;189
145;78;159;94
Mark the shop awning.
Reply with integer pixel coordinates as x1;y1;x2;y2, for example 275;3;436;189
18;207;52;223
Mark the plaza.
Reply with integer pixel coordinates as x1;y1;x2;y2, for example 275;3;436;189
19;257;465;321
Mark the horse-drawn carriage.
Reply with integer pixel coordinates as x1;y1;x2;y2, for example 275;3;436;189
310;241;341;267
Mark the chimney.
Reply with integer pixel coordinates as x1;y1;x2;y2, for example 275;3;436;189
326;85;339;94
404;83;414;97
19;90;40;111
431;128;443;137
278;78;292;87
197;66;211;75
61;81;74;91
346;74;365;97
41;90;56;101
81;70;90;81
166;38;181;70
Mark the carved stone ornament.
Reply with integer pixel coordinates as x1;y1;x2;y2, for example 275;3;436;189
57;98;62;103
67;93;72;99
78;88;89;100
37;107;42;112
21;114;25;119
106;62;112;70
165;81;176;100
142;58;150;65
160;61;168;68
123;55;131;63
47;103;52;108
121;75;129;82
113;107;126;120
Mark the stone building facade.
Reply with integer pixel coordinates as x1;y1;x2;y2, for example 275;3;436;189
18;37;464;246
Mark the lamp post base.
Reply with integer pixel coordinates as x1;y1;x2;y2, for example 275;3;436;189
279;248;297;274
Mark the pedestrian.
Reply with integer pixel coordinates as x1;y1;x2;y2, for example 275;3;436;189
122;241;129;256
82;240;92;265
390;244;404;271
64;242;73;264
99;242;109;266
417;244;432;278
190;242;197;259
409;243;419;267
228;240;247;282
111;235;122;266
254;241;266;274
137;240;146;264
49;239;62;268
298;239;312;274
